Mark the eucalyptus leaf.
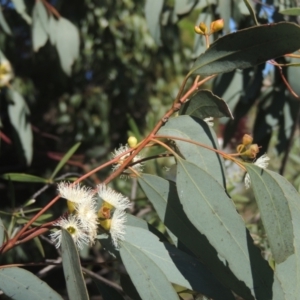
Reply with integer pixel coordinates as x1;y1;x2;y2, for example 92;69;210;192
1;173;48;183
61;229;89;300
7;89;33;166
0;9;12;35
0;267;62;300
192;22;300;76
120;235;179;300
0;218;5;247
157;115;226;187
179;89;233;119
246;165;294;263
50;142;81;180
11;0;32;24
176;159;283;299
145;0;164;46
280;8;300;15
32;1;48;51
49;16;58;45
56;17;80;75
139;174;244;299
121;226;235;299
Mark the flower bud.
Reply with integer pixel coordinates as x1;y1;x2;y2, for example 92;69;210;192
128;136;138;147
210;19;224;34
248;144;259;158
242;134;253;146
199;22;208;34
194;26;204;35
236;144;245;153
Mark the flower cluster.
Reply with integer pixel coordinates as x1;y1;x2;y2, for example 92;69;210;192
97;184;131;249
111;144;143;178
50;182;98;249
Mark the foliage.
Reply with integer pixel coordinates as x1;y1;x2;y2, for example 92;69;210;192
1;0;300;299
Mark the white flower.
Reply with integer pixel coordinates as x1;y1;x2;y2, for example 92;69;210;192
110;209;126;249
50;215;90;249
203;117;214;127
0;60;13;87
254;154;270;169
75;201;98;244
57;182;95;205
97;184;131;211
244;154;270;189
112;144;143;175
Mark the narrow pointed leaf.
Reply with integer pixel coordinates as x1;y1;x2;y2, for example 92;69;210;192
61;229;89;300
0;9;12;35
7;89;33;165
179;89;233;119
250;170;300;298
139;174;239;299
0;218;5;247
192;22;300;76
120;237;179;300
121;226;235;300
32;2;48;51
144;0;164;46
0;267;62;300
158;115;226;187
246;165;294;263
11;0;32;24
176;159;283;299
50;142;81;180
56;17;80;75
280;8;300;15
1;173;48;183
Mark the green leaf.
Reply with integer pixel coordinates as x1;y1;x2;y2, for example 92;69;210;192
1;173;48;183
0;218;5;247
50;142;81;180
145;0;164;46
121;226;235;299
212;70;242;113
253;171;300;298
56;17;80;75
0;9;12;35
280;8;300;16
179;89;233;119
138;174;251;298
246;165;294;263
120;235;179;300
0;267;62;300
32;1;48;51
33;236;45;258
192;22;300;76
176;159;283;299
49;16;58;45
157;115;226;187
7;89;33;166
61;229;89;300
174;0;197;15
11;0;32;24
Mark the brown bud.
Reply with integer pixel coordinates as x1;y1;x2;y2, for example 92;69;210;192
248;144;259;158
210;19;224;34
199;22;208;34
242;134;253;146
